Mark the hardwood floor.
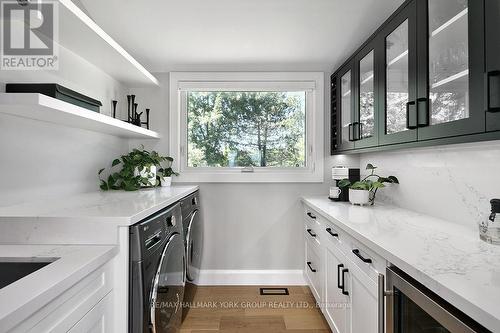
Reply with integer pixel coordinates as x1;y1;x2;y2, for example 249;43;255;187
180;286;331;333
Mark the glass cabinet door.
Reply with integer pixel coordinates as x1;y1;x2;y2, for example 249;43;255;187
428;0;469;126
380;0;418;145
416;0;484;139
355;43;379;149
337;64;355;150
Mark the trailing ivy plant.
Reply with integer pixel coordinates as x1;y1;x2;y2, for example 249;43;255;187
338;164;399;204
98;146;172;191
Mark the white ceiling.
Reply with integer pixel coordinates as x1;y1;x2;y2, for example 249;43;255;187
79;0;404;72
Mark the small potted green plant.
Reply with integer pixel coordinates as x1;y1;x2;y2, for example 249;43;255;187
338;164;399;206
98;146;171;191
157;157;179;187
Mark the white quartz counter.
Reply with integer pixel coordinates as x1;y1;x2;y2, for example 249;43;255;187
302;196;500;332
0;244;117;331
0;186;198;226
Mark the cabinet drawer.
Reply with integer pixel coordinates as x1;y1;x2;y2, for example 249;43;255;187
346;239;386;281
305;239;322;302
322;221;346;252
304;208;320;223
14;262;113;333
305;220;321;248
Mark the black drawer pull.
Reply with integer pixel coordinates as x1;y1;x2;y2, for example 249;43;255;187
306;229;317;237
307;261;317;273
337;264;344;289
307;212;316;219
352;249;372;263
326;228;338;238
341;268;349;295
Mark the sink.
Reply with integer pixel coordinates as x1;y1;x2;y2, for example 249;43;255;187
0;257;59;289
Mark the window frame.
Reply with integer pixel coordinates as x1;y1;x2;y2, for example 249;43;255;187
169;72;324;183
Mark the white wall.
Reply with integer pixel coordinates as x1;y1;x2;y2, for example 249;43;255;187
0;45;129;206
132;70;359;270
357;141;500;231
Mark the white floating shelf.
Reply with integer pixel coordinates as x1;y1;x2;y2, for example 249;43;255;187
58;0;159;87
0;93;161;139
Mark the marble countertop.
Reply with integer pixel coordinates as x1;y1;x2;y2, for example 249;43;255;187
0;186;199;226
302;196;500;332
0;244;117;331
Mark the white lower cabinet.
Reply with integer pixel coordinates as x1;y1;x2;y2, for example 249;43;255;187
12;262;114;333
303;206;382;333
324;245;349;333
346;257;378;333
305;238;323;301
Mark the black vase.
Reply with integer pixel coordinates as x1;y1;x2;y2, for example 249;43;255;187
111;100;118;118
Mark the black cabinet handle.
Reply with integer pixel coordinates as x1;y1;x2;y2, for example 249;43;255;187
307;212;316;219
417;97;429;127
351;122;360;141
307;261;317;273
306;229;317;238
406;101;417;129
337;264;344;289
326;228;339;238
348;123;354;141
486;70;500;113
341;268;349;295
352;249;373;263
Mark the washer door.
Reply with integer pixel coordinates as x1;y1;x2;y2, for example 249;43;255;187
186;210;202;282
149;233;185;333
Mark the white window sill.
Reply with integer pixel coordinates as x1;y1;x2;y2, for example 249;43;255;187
173;171;323;183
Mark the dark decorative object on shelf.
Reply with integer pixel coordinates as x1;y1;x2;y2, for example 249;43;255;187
6;83;102;112
126;95;132;122
111;100;117;118
122;95;151;130
143;108;150;129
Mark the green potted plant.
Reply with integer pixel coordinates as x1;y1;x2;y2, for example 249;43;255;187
98;146;171;191
338;164;399;206
157;157;179;187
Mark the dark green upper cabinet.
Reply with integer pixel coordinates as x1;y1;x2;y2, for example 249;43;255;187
330;0;499;155
485;0;500;132
416;0;485;140
354;38;379;149
379;0;418;145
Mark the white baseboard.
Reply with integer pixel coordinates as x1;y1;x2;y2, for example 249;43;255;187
197;269;306;286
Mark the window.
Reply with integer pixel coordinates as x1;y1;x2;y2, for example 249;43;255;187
169;72;324;182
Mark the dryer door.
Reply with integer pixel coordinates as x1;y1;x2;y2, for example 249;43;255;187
149;233;185;333
186;210;203;282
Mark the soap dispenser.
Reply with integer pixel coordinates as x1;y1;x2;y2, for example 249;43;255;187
479;199;500;245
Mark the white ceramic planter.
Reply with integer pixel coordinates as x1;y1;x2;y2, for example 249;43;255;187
134;165;157;187
160;176;172;187
349;189;370;206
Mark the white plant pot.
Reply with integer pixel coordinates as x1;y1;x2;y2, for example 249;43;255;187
349;189;371;206
134;165;157;187
160;176;172;187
